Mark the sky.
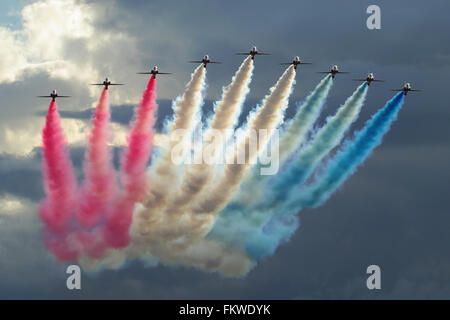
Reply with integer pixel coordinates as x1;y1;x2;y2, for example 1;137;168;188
0;0;449;299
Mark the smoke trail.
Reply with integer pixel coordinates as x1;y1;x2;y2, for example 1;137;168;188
193;65;296;219
207;56;254;132
245;92;406;258
125;65;295;276
166;56;254;212
279;75;334;163
141;65;206;211
37;59;405;278
209;82;368;255
77;89;117;229
293;92;405;209
233;74;333;205
41;79;158;261
128;230;253;277
120;76;157;201
39;100;79;260
267;82;369;205
103;76;158;248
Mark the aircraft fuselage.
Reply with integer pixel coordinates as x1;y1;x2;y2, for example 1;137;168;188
103;80;112;89
292;60;300;69
201;58;211;67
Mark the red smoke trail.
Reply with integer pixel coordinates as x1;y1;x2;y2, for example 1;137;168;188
39;100;79;260
103;76;158;248
77;89;117;229
121;76;157;201
39;78;157;259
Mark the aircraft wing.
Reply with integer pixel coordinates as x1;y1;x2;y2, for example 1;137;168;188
391;89;403;91
90;83;104;85
57;96;71;98
317;72;331;74
352;79;367;81
157;72;172;75
257;52;271;55
337;71;350;74
209;61;222;64
235;53;249;55
280;63;292;65
109;83;124;86
299;62;312;64
410;89;423;92
37;96;51;98
372;79;385;82
188;61;203;63
137;72;152;74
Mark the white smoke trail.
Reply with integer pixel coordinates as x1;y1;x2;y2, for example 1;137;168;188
192;65;297;220
166;56;254;213
128;226;253;277
122;65;295;276
140;65;206;213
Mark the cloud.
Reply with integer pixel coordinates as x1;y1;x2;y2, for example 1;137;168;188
0;194;29;216
0;0;138;105
0;0;94;83
0;0;179;157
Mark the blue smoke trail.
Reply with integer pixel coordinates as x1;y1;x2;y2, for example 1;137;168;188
278;74;334;163
246;92;405;259
292;91;405;209
263;82;369;206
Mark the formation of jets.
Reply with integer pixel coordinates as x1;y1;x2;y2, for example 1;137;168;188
37;46;423;101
